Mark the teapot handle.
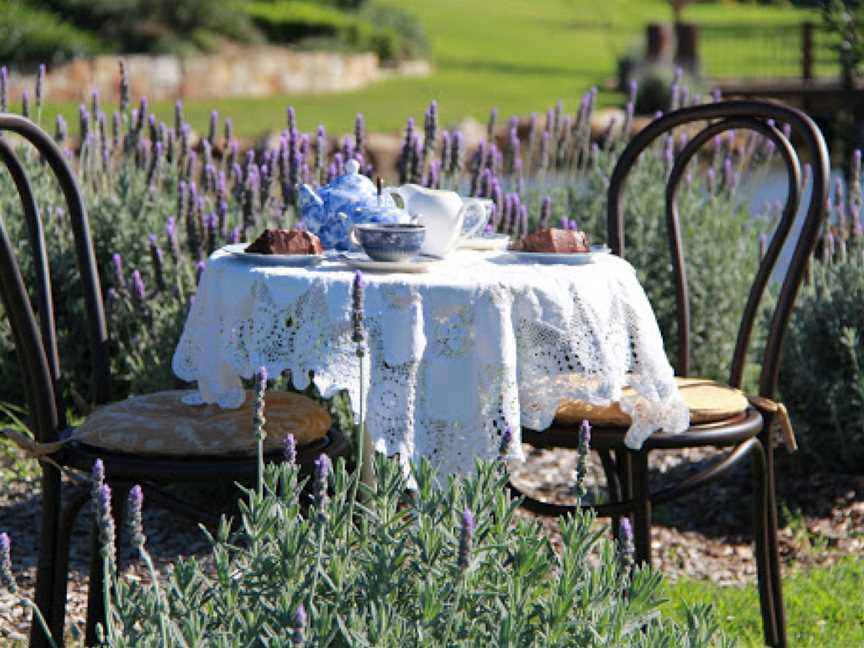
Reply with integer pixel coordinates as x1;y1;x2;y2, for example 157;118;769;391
457;198;493;240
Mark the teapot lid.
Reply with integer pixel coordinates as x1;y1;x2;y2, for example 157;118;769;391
329;159;376;195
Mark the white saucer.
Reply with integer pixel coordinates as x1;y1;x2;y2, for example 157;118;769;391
223;244;324;267
503;244;611;265
458;233;511;251
339;252;441;273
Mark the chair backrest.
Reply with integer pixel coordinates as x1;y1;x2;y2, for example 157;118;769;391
0;114;110;443
606;100;829;397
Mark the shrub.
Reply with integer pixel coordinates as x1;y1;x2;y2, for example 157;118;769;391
246;0;425;62
780;207;864;473
0;1;105;65
88;454;731;647
22;0;260;58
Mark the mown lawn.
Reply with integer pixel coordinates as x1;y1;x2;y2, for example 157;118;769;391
35;0;825;138
662;557;864;647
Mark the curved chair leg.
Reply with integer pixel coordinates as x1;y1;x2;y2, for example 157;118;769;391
31;465;62;648
751;438;779;647
762;431;787;647
631;451;652;567
48;488;90;646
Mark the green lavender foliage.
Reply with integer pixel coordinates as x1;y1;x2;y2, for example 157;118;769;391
105;456;732;647
781;244;864;473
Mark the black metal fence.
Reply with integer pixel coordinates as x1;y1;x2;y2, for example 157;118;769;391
698;22;841;81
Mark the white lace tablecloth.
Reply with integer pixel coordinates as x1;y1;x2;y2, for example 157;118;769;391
172;248;689;477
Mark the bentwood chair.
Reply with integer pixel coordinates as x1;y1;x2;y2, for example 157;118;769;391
0;115;348;647
512;101;829;648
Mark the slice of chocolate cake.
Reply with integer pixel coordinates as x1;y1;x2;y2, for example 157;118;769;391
518;228;590;253
245;229;323;255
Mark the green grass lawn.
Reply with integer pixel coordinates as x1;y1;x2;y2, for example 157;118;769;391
35;0;825;139
663;557;864;647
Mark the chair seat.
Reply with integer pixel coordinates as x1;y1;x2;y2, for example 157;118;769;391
555;377;749;427
71;390;331;456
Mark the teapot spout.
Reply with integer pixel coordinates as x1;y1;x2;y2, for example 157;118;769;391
298;183;324;208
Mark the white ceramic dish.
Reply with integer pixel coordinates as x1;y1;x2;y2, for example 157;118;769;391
503;244;611;265
339;252;441;273
224;243;324;267
457;233;511;251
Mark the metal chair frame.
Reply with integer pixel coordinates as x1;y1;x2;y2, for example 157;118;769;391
0;115;347;647
513;100;830;648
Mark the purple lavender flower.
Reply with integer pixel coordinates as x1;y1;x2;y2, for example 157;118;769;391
206;110;218;146
292;604;306;645
284;433;297;465
131;270;146;303
231;225;242;244
20;91;30;119
352;271;366;350
35;63;45;111
111;253;125;289
286;105;296;134
0;532;15;593
487;107;498;141
0;66;7;114
579;419;591;449
423;100;438;161
119;61;130;114
479;168;492;197
148;234;166;291
96;483;117;568
457;508;475;570
354;112;365;154
519;204;529;237
54;114;67;144
440;129;451;174
540;195;552;229
706;167;717;194
313;454;331;516
618;517;635;570
195;260;206;285
568;219;578;231
127;485;145;548
450;131;464;174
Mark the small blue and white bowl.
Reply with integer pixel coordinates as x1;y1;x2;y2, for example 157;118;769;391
352;223;426;262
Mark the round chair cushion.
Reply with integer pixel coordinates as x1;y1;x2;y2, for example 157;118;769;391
555;377;749;428
72;390;331;456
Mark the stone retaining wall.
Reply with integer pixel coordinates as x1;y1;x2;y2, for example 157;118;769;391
5;46;430;103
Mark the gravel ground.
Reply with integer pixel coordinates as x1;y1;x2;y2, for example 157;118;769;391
2;444;862;643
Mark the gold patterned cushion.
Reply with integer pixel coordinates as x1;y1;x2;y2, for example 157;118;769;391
72;390;331;456
555;377;749;427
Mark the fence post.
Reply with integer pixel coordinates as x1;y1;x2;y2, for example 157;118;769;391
802;22;813;81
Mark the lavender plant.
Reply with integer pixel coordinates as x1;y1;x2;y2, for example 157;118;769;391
780;151;864;472
98;455;731;647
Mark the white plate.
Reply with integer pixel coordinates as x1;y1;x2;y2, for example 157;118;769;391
503;244;611;265
339;252;441;273
457;233;511;251
223;243;324;267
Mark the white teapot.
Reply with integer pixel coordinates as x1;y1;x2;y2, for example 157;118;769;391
385;184;492;258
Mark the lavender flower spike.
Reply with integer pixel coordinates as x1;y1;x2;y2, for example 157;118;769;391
127;485;146;548
96;484;117;569
618;517;635;570
0;66;7;114
131;270;146;303
457;508;475;570
292;604;307;646
0;532;16;593
498;422;513;461
352;271;366;351
313;454;331;516
284;433;297;465
111;254;125;290
35;64;45;111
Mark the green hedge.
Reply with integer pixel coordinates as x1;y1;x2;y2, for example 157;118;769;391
0;2;105;65
246;1;421;61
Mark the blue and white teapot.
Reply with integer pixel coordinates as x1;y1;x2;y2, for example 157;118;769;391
299;159;409;250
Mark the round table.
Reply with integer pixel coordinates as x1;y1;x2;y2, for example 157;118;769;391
172;248;689;477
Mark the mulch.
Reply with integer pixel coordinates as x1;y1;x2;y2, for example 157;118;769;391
1;444;862;643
